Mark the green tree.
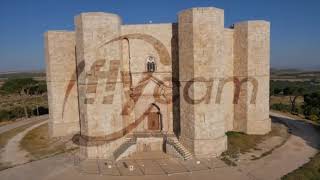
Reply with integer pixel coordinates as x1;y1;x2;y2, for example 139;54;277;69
274;88;282;95
29;82;47;116
283;86;305;114
283;87;293;96
0;78;38;118
303;92;320;121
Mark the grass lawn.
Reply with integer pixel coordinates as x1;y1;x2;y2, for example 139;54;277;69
20;123;77;160
282;152;320;180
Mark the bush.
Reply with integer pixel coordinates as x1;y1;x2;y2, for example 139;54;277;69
308;114;319;121
303;92;320;121
32;106;48;116
0;110;11;121
294;105;304;115
0;106;33;121
271;103;290;112
274;88;282;95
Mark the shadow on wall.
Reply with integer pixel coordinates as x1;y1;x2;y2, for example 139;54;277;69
171;23;180;137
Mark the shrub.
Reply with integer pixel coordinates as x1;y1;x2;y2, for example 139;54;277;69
32;106;48;116
271;103;290;112
0;110;11;121
273;88;282;95
0;106;33;121
308;114;319;121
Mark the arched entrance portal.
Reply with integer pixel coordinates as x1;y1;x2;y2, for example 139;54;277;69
147;103;162;131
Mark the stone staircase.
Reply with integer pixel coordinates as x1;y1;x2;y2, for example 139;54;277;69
113;137;137;160
166;137;193;160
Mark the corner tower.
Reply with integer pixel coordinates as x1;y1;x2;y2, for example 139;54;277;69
75;12;124;158
233;21;271;134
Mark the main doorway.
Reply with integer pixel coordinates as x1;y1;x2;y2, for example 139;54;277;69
147;103;162;131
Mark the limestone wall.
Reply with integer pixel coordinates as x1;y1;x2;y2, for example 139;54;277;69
121;24;176;133
178;7;227;156
222;29;235;131
45;31;80;137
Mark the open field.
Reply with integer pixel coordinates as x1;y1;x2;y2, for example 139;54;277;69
0;71;45;79
270;96;304;105
271;68;320;82
0;71;46;89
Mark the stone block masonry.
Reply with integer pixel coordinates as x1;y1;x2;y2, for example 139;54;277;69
45;6;271;159
45;31;80;137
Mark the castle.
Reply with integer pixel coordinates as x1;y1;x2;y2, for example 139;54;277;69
45;7;271;160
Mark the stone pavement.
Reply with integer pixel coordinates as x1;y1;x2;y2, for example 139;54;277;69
75;152;227;176
0;153;248;180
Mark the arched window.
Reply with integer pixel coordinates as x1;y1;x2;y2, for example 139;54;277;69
146;56;156;72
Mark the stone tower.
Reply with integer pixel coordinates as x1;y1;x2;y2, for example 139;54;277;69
178;7;227;156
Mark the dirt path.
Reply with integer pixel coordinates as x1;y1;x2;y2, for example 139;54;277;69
237;112;320;179
1;121;48;165
0;115;48;134
0;113;319;180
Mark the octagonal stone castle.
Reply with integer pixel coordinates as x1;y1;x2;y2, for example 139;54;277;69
45;7;271;160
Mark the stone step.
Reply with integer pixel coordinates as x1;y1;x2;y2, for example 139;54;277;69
113;137;137;160
167;137;193;160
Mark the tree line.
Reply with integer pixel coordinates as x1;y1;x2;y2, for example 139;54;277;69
0;78;48;121
270;80;320;121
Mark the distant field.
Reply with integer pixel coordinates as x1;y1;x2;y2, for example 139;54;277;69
270;96;304;106
0;72;46;88
0;72;45;80
0;68;319;81
271;68;320;82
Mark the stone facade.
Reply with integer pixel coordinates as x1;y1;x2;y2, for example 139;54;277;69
45;7;271;159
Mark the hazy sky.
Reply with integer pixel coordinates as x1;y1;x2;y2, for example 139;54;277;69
0;0;319;72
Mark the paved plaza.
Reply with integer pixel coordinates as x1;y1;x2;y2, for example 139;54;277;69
75;152;227;176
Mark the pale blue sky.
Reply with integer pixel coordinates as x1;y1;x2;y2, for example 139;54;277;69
0;0;319;72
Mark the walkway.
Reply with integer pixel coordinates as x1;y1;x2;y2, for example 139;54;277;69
1;121;48;165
